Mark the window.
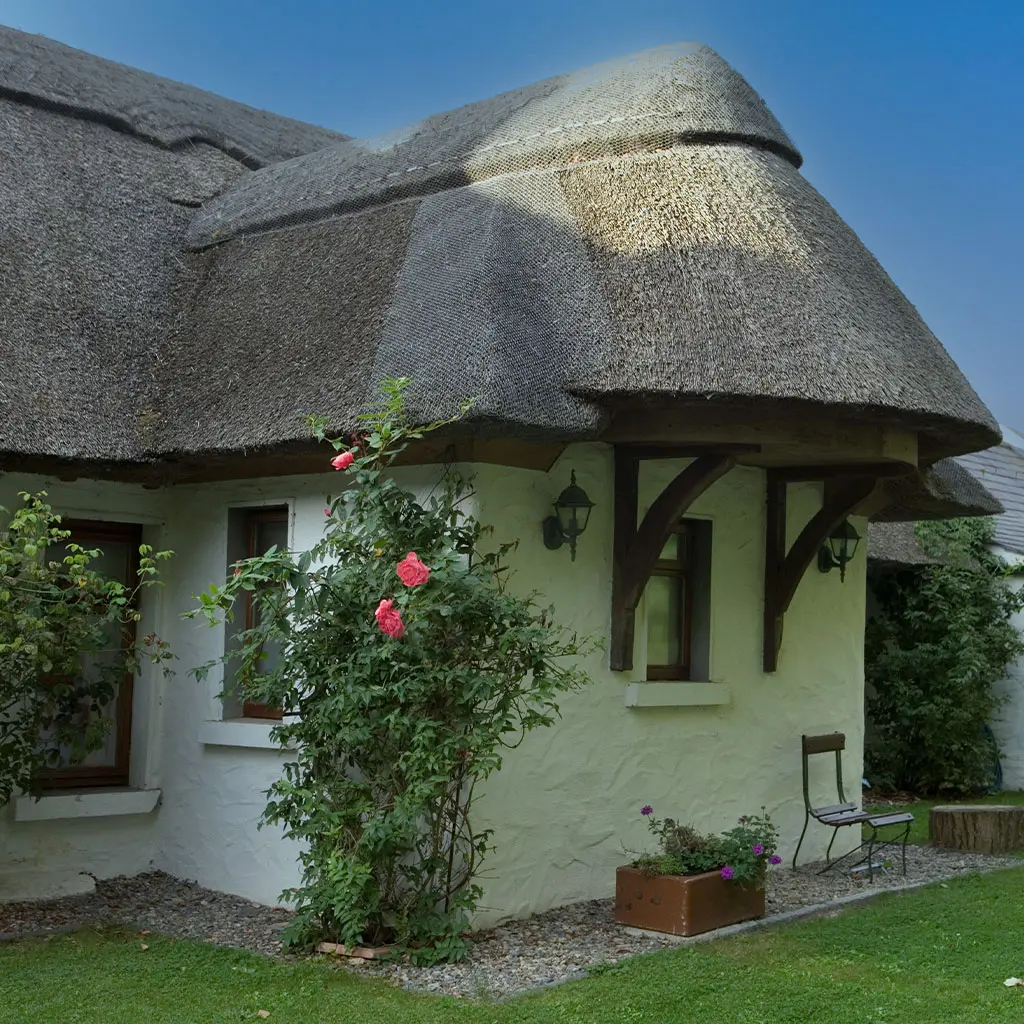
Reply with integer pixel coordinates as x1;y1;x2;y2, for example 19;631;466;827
38;519;142;789
225;506;290;720
644;519;712;681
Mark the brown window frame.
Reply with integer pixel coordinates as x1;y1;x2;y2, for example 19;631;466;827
645;521;695;682
240;507;289;721
38;519;142;790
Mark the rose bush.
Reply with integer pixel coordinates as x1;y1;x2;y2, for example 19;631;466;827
0;493;172;805
191;380;593;962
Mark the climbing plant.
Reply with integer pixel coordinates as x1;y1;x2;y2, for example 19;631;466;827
190;380;593;962
865;517;1024;795
0;493;172;806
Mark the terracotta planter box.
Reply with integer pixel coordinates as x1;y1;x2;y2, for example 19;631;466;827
615;865;765;936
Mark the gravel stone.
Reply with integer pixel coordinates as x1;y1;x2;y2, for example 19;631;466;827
1;846;1018;1000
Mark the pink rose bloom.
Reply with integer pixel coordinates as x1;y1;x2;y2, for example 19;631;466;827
331;452;354;471
323;508;331;516
396;552;430;587
375;599;405;639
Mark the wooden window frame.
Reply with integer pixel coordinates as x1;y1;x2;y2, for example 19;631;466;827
646;521;695;682
37;519;142;790
240;507;289;721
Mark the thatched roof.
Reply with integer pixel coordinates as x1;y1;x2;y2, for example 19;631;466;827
867;522;939;568
876;458;1004;523
0;30;999;476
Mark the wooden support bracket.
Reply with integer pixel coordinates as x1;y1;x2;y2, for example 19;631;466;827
763;473;878;672
610;451;735;670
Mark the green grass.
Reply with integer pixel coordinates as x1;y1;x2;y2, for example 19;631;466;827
3;869;1024;1023
865;790;1024;845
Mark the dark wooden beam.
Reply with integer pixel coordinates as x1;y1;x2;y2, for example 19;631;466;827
763;472;787;674
610;453;735;670
610;449;640;670
763;474;878;672
770;462;915;483
617;443;760;461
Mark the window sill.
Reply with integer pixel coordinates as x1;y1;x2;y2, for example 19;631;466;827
13;787;161;822
624;682;731;708
200;719;293;751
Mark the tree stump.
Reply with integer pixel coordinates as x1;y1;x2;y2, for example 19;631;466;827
930;805;1024;854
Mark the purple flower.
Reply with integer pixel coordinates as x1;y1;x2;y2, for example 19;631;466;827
752;843;764;856
738;817;746;824
769;855;782;866
641;805;653;816
720;866;734;881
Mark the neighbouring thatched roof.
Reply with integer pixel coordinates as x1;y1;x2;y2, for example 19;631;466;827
875;458;1004;523
0;30;1000;474
867;521;939;567
957;437;1024;555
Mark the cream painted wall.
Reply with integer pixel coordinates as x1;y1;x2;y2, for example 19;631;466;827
1;452;868;923
468;445;867;922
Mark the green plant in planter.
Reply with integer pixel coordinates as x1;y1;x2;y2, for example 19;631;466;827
633;806;781;886
189;379;594;962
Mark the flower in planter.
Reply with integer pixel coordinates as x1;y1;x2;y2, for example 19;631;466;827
631;805;780;887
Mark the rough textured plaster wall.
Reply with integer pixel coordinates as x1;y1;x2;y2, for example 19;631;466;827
989;545;1024;789
467;444;867;924
0;473;167;879
154;467;455;905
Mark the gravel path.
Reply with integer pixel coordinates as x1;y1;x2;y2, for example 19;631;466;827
2;846;1018;1000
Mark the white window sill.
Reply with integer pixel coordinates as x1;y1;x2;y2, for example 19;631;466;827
14;787;161;822
625;682;731;708
200;719;293;750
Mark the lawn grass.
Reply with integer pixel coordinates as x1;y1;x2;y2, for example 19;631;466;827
2;868;1024;1023
865;789;1024;845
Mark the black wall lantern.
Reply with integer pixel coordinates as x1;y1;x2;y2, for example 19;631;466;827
817;519;861;582
542;471;595;561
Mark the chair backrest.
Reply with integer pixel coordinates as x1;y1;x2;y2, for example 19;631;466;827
801;733;847;810
803;733;845;756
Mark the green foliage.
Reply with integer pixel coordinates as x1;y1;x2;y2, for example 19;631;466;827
633;806;780;886
190;380;594;962
0;493;173;806
865;516;1024;795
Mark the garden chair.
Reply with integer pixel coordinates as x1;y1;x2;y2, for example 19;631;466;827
794;733;913;881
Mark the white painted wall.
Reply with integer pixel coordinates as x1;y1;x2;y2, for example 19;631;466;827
1;452;868;922
989;544;1024;789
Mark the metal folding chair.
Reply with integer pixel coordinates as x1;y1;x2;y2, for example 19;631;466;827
794;732;913;881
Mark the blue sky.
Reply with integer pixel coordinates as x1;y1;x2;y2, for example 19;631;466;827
2;0;1021;428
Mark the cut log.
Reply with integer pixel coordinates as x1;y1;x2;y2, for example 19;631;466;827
930;805;1024;854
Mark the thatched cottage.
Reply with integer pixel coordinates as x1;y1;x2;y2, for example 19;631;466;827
0;27;1001;919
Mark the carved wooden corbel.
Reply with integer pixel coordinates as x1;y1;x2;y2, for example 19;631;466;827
610;450;735;670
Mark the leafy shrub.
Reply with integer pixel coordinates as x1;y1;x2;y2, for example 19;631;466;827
0;493;172;805
633;806;780;886
191;380;593;962
865;517;1024;795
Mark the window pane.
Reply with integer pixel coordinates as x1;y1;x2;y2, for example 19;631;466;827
254;518;289;554
43;534;135;773
646;574;682;666
659;534;678;560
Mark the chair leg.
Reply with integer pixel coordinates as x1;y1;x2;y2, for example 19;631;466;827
794;810;810;870
825;826;840;867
